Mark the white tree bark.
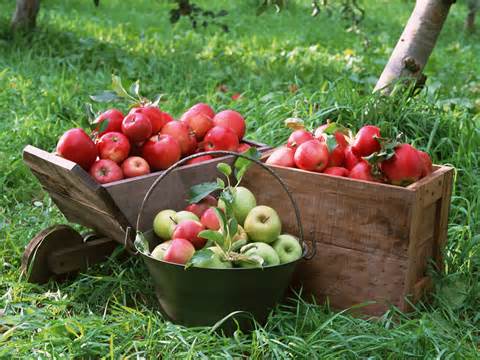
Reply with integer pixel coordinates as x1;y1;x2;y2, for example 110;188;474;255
11;0;40;31
374;0;454;93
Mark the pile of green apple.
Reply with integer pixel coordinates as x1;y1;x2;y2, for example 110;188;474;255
148;150;303;269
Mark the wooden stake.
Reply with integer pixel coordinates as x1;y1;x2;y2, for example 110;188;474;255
374;0;454;93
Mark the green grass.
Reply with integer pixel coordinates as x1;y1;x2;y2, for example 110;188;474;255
1;0;480;358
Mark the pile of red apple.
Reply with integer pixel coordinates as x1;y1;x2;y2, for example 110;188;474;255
55;104;252;184
266;122;433;186
149;187;302;268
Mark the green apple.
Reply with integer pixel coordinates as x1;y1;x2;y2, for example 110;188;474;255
240;242;280;267
150;240;172;261
153;209;177;240
153;210;199;240
195;246;232;269
243;205;281;243
176;210;199;223
219;186;256;225
272;234;302;264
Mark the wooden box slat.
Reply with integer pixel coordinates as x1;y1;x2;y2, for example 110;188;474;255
251;156;454;314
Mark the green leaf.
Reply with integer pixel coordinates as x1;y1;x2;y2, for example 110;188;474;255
188;182;222;204
185;248;214;269
219;189;234;219
97;119;109;134
217;162;232;177
216;178;225;189
111;75;131;99
325;134;338;153
234;147;260;182
214;207;227;236
227;217;238;239
151;94;164;107
89;91;121;103
198;230;224;246
84;103;96;123
134;232;149;255
129;80;140;98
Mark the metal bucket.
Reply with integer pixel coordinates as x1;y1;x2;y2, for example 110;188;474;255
131;151;315;331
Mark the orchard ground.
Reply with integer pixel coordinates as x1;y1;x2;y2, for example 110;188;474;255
1;0;480;358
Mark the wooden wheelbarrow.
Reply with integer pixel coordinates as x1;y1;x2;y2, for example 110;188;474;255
21;140;269;283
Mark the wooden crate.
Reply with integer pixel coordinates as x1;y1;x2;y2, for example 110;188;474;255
23;140;270;248
240;156;454;315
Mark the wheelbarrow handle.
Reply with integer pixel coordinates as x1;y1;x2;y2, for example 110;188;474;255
129;150;315;260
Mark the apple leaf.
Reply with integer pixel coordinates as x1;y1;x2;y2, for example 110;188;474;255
214;207;228;236
234;147;260;182
198;230;224;247
129;80;141;99
96;118;110;134
84;103;97;124
219;189;234;220
216;178;225;189
325;134;338;153
188;182;222;204
231;238;248;252
234;253;264;268
112;75;131;99
284;117;305;130
217;162;232;177
185;248;214;269
89;91;121;103
227;217;238;240
134;232;149;255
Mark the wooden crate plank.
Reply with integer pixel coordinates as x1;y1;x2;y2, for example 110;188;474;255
294;242;408;315
244;164;415;259
48;191;126;244
23;146;131;246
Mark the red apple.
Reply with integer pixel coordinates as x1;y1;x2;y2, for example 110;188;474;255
203;126;239;151
186;155;214;165
161;121;197;156
89;159;124;184
287;130;314;150
294;140;329;172
323;167;349;177
180;103;215;140
213;110;246;140
172;220;206;249
417;150;433;178
129;106;173;134
122;113;152;142
344;146;362;170
96;131;131;163
200;207;221;230
142;134;181;170
237;143;251;153
56;128;98;170
94;109;124;137
163;238;195;265
121;156;150;178
266;146;295;168
185;195;217;218
349;161;376;182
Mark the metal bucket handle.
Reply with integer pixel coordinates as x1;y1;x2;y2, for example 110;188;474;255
129;150;316;260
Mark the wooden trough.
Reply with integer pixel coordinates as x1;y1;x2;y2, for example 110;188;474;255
22;143;453;315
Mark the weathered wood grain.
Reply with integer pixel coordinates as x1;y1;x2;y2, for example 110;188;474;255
23;146;131;245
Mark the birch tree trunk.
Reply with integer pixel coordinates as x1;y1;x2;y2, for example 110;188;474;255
374;0;454;93
11;0;41;32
